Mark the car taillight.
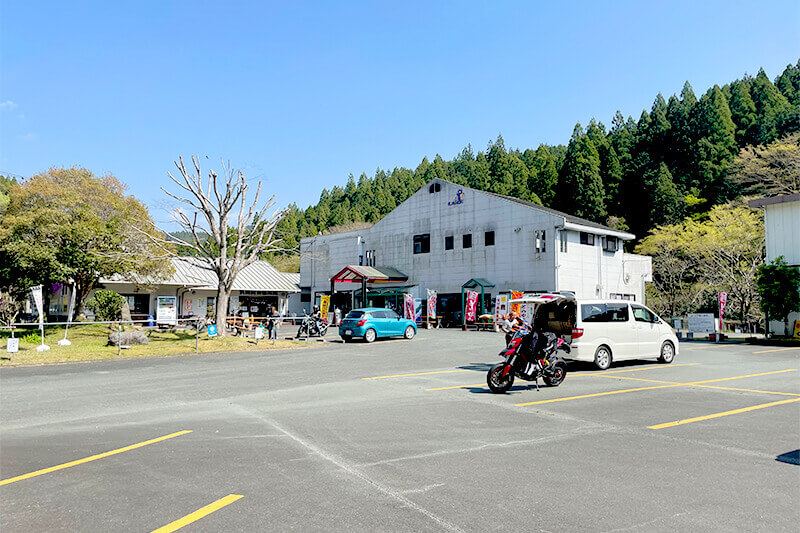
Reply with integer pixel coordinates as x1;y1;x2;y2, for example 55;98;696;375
357;318;367;326
571;328;584;339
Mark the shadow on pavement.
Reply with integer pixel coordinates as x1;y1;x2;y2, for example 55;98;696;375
776;450;799;466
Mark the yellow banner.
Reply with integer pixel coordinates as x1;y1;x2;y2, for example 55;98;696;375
793;320;800;339
320;295;330;318
510;291;523;314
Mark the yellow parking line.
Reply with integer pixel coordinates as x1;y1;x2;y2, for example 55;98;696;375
0;430;192;486
515;369;797;407
752;347;800;354
649;398;800;429
687;368;796;385
515;384;683;406
362;369;469;380
151;494;243;532
588;373;800;396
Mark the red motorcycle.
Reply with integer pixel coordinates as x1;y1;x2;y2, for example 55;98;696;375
487;329;569;393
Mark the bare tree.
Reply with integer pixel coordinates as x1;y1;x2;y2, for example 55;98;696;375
162;156;287;336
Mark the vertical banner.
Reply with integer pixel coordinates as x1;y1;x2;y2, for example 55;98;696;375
403;293;414;320
59;284;77;346
31;284;44;329
718;292;727;332
426;289;437;319
320;294;331;321
30;285;49;351
510;291;523;314
465;290;479;322
494;293;508;322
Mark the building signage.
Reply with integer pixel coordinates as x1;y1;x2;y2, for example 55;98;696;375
688;313;716;333
448;189;464;206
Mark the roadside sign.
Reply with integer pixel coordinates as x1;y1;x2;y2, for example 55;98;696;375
207;324;217;337
255;325;265;340
157;296;177;325
6;337;19;353
688;313;716;333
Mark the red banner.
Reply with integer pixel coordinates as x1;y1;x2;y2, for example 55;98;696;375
427;289;437;319
465;291;479;322
404;293;415;320
718;292;728;331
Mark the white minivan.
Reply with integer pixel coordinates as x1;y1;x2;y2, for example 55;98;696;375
516;294;679;370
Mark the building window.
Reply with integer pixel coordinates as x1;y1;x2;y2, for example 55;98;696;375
602;236;619;252
560;231;568;252
365;250;376;266
485;231;495;246
428;182;441;193
300;288;311;303
413;234;430;254
580;232;595;246
444;235;454;250
535;230;546;253
462;234;472;248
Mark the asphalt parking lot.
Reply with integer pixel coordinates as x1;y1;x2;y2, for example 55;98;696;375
1;329;798;532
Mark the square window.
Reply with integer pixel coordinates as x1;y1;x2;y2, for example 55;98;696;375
413;234;430;254
462;234;472;248
484;231;495;246
445;235;454;250
580;232;595;246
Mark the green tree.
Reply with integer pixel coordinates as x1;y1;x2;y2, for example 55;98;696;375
693;85;737;203
0;167;171;318
756;256;800;337
728;77;758;145
775;60;800;106
85;289;126;321
558;124;607;222
647;162;682;226
750;69;793;144
729;132;800;196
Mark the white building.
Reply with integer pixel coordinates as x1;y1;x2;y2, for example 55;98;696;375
300;178;652;317
92;257;299;320
749;192;800;335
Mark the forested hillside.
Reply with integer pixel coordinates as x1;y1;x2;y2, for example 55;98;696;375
274;63;800;259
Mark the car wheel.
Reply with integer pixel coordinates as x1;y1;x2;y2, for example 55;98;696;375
404;326;415;339
364;329;377;343
594;345;612;370
658;341;675;364
341;335;352;343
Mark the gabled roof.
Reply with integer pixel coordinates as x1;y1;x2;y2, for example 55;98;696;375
748;192;800;208
101;257;300;292
331;265;408;283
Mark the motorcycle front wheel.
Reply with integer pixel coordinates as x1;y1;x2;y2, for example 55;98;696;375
543;363;567;387
487;363;515;393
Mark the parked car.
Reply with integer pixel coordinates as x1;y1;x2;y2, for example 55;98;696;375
339;307;417;343
512;294;679;370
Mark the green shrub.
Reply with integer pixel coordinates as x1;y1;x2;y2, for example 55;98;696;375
86;289;126;321
22;331;40;343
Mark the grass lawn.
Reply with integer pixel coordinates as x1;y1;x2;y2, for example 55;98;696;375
0;324;309;366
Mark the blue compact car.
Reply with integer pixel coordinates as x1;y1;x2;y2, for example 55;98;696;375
339;307;417;343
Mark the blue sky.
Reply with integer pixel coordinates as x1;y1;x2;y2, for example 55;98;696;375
2;1;798;224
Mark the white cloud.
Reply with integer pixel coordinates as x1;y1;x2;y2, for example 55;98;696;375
0;100;18;110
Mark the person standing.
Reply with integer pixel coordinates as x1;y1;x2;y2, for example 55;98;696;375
501;312;517;346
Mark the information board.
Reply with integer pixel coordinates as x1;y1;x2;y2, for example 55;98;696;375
688;313;716;333
157;296;177;325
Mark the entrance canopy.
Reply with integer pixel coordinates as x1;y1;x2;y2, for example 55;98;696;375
331;265;408;284
330;265;409;310
461;278;495;324
462;278;495;290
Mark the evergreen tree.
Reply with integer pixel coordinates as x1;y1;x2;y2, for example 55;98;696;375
693;85;737;203
776;60;800;106
647;162;682;226
728;77;758;145
750;69;793;144
558;124;607;222
524;145;558;206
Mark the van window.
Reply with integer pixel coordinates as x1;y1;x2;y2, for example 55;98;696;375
632;305;656;323
581;304;606;322
606;303;629;322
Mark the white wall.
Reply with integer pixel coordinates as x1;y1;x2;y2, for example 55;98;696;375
765;200;800;266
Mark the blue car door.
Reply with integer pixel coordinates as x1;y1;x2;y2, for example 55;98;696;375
384;309;404;335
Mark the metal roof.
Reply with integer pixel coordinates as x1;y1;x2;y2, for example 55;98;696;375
101;257;299;292
331;265;408;283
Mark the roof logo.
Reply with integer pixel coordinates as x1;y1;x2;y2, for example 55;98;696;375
448;189;464;206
